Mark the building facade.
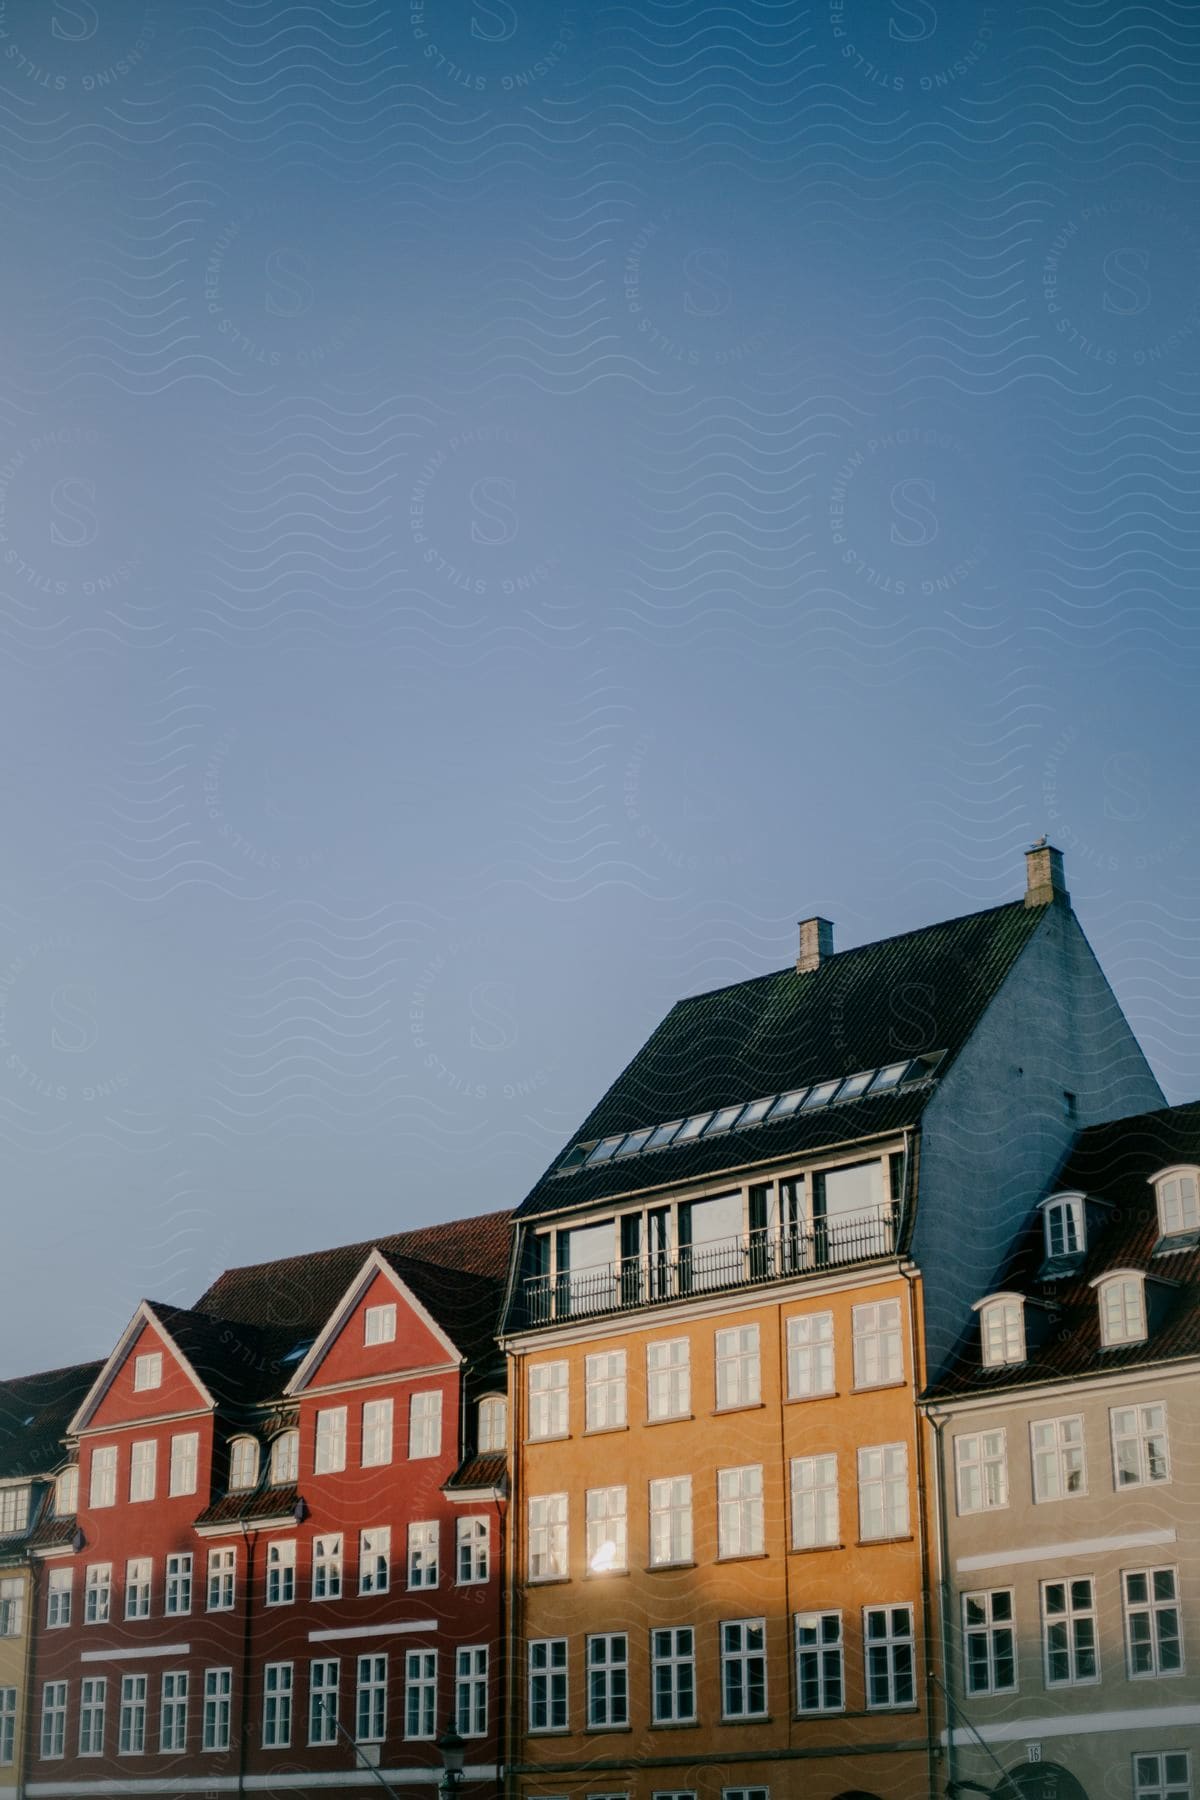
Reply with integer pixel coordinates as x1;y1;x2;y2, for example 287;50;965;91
926;1101;1200;1800
499;848;1163;1800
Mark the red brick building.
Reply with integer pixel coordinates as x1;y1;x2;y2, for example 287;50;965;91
25;1210;512;1800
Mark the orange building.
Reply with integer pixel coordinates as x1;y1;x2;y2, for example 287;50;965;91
500;849;1163;1800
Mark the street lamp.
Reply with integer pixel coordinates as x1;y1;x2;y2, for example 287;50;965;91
437;1718;466;1800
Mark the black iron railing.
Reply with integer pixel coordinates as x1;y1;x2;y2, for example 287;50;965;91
523;1205;898;1326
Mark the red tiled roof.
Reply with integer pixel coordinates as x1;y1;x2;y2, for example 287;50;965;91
194;1485;302;1528
443;1453;506;1493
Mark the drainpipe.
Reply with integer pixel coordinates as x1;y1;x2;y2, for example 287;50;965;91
237;1525;258;1800
494;1489;507;1800
926;1407;957;1798
503;1353;522;1800
17;1552;42;1800
900;1260;939;1800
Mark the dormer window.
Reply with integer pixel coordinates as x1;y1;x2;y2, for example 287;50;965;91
1152;1167;1200;1239
1043;1195;1085;1260
975;1295;1026;1367
1094;1271;1147;1347
478;1395;507;1453
55;1466;79;1517
228;1437;260;1492
269;1430;299;1486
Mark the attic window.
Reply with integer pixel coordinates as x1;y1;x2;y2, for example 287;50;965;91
1095;1273;1147;1347
613;1127;654;1158
868;1061;910;1094
133;1352;163;1392
768;1088;808;1119
281;1338;313;1365
585;1135;626;1167
1044;1196;1085;1260
800;1080;841;1110
478;1395;507;1453
702;1104;744;1137
672;1113;712;1143
228;1437;260;1492
55;1466;79;1517
834;1070;874;1102
270;1431;300;1485
737;1097;775;1128
977;1296;1026;1367
0;1487;30;1535
647;1120;684;1150
364;1304;396;1346
1153;1167;1200;1239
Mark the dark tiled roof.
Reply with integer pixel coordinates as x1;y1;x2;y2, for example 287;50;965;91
0;1361;103;1478
26;1512;76;1554
931;1099;1200;1398
144;1303;299;1411
517;901;1046;1220
443;1453;506;1493
194;1484;301;1528
194;1210;514;1367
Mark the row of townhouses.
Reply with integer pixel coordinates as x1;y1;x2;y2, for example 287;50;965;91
1;845;1196;1800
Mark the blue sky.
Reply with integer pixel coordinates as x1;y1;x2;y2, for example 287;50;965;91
3;0;1200;1369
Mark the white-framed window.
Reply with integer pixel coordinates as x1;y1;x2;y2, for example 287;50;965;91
129;1439;157;1503
309;1658;339;1745
1124;1568;1183;1678
720;1618;767;1719
160;1671;188;1752
529;1638;568;1731
786;1311;834;1398
165;1552;192;1616
124;1558;152;1620
207;1546;236;1612
266;1539;296;1606
651;1626;695;1724
313;1533;343;1600
133;1351;163;1392
362;1397;393;1468
0;1487;28;1534
46;1567;72;1628
585;1351;627;1431
40;1681;67;1759
963;1589;1016;1695
55;1465;79;1516
529;1362;569;1440
364;1301;396;1345
724;1788;768;1800
1134;1751;1192;1800
715;1324;761;1410
858;1443;909;1540
89;1444;117;1509
649;1475;692;1566
646;1338;690;1421
407;1521;439;1589
356;1653;387;1743
84;1563;111;1625
456;1516;489;1584
409;1391;442;1459
0;1686;17;1765
1112;1402;1170;1488
202;1668;232;1752
79;1676;106;1756
228;1437;259;1492
955;1429;1008;1513
1097;1273;1147;1346
315;1406;348;1474
360;1526;391;1594
1042;1577;1098;1685
1031;1415;1086;1501
119;1673;147;1754
1153;1167;1200;1237
791;1454;838;1548
456;1645;488;1737
585;1486;627;1575
586;1633;628;1728
478;1394;507;1452
404;1649;437;1740
270;1430;299;1486
263;1662;293;1747
169;1431;199;1497
529;1494;569;1581
852;1299;903;1388
718;1464;764;1558
0;1580;21;1638
1044;1194;1085;1258
864;1604;915;1708
795;1611;843;1714
979;1298;1025;1367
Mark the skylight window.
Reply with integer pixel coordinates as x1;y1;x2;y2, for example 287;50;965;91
768;1088;808;1119
614;1127;655;1158
281;1339;313;1365
834;1071;874;1102
868;1061;910;1093
586;1135;627;1167
736;1097;775;1128
558;1143;590;1172
800;1080;841;1110
702;1104;745;1137
647;1120;684;1150
673;1112;713;1143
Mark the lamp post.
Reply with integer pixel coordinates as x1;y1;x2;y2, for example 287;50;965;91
437;1718;466;1800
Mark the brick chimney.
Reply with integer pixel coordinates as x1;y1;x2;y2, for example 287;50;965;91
1024;838;1068;908
796;916;834;973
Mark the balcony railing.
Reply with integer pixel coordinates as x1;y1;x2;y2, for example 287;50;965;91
522;1204;899;1327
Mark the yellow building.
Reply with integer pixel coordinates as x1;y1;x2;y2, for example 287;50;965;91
0;1361;98;1800
500;850;1163;1800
